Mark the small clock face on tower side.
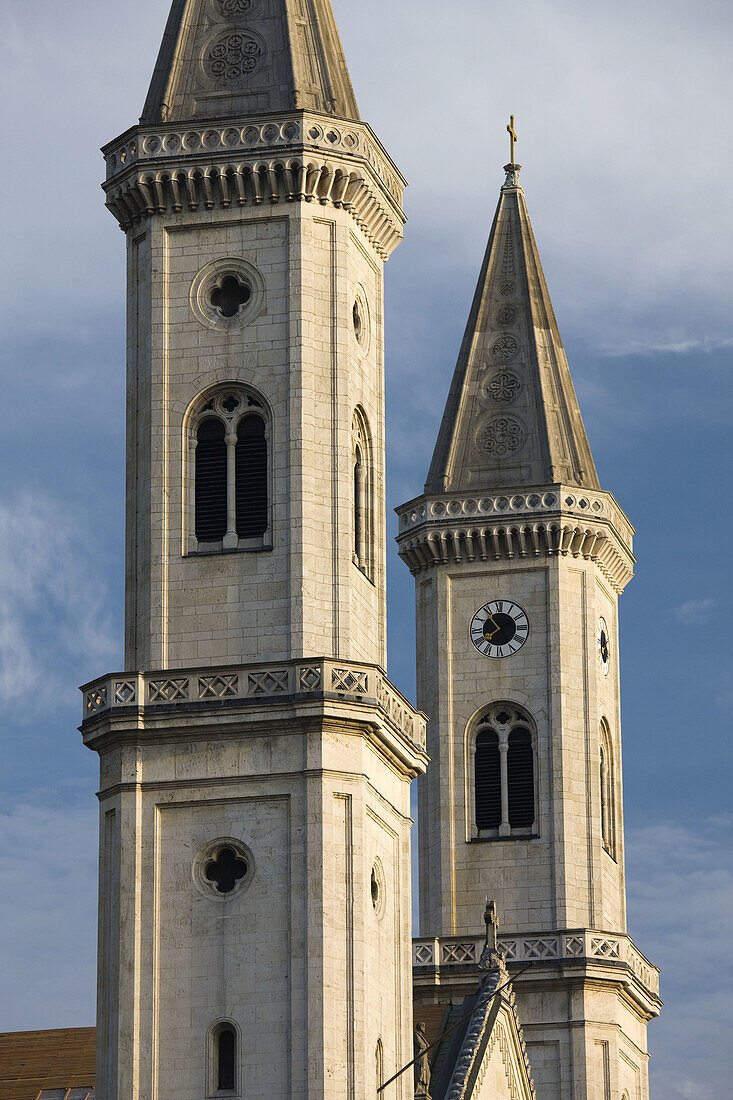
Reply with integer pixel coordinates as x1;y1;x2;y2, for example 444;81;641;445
598;617;611;675
470;600;529;658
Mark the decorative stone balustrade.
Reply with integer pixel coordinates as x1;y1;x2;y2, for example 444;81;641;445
412;930;660;999
395;487;635;593
81;658;426;751
102;113;406;258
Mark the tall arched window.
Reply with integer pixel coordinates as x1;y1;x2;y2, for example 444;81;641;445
600;719;617;859
471;704;537;838
352;407;373;580
187;386;270;553
217;1027;236;1091
208;1020;239;1095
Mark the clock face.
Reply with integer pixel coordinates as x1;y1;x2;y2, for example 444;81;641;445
470;600;529;658
598;617;611;675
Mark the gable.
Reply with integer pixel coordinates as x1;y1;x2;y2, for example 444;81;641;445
465;1003;536;1100
442;991;536;1100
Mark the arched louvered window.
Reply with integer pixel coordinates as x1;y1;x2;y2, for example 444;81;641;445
507;727;534;827
471;704;537;838
188;386;270;553
475;728;502;829
235;414;267;539
600;720;617;858
195;418;227;542
352;408;373;579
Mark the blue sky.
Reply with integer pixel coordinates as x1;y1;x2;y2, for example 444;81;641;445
1;1;732;1096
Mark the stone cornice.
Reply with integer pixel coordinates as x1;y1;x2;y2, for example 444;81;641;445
413;929;661;1017
101;111;406;258
80;657;428;775
396;486;635;594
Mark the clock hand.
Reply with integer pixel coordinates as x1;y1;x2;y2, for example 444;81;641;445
485;614;501;640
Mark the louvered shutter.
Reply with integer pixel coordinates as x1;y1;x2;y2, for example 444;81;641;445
235;415;268;539
507;727;534;827
475;729;501;829
195;418;227;541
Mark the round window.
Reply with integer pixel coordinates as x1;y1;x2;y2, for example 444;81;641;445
370;859;385;918
190;258;265;331
351;286;371;355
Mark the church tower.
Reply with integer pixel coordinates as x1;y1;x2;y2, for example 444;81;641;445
81;2;426;1097
399;156;661;1098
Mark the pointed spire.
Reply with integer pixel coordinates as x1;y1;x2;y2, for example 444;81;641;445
142;0;360;125
426;159;600;494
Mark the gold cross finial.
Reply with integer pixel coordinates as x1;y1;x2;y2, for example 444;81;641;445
507;114;518;165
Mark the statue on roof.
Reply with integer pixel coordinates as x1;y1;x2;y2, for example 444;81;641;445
414;1021;432;1097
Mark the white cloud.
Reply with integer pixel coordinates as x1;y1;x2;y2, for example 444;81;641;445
597;335;733;358
0;795;98;1031
0;492;117;717
626;819;733;1099
672;599;715;625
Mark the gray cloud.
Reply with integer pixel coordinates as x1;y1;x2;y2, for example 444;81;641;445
2;0;732;353
0;795;97;1031
626;819;733;1099
0;492;117;717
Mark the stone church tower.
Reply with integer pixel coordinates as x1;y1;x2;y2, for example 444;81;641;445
80;1;426;1097
400;161;661;1098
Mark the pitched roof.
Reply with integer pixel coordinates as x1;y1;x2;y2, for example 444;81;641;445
437;961;536;1100
141;0;360;125
413;1002;453;1053
426;165;600;495
426;995;479;1100
0;1028;95;1100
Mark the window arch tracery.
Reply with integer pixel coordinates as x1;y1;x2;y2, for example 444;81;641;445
468;703;537;839
185;384;271;553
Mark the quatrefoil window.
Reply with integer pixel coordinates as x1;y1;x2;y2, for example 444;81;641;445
190;258;265;331
210;275;251;318
194;838;254;899
205;846;248;894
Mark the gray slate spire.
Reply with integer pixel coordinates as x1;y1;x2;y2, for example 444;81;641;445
426;165;600;493
142;0;360;124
